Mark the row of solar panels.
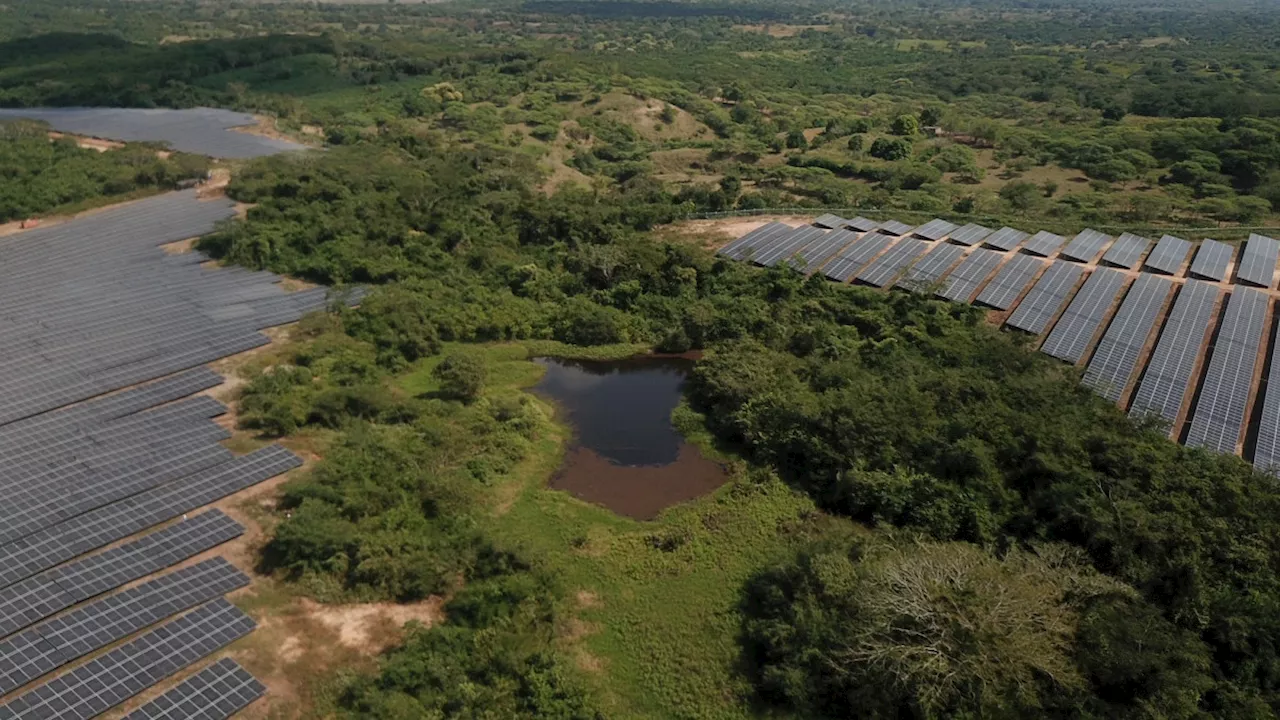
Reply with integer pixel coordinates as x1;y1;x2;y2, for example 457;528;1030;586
0;191;333;716
721;215;1280;472
727;215;1280;288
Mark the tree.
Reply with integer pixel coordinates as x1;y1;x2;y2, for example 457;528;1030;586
741;540;1132;718
869;137;912;161
847;134;864;153
890;114;919;136
1000;181;1043;211
785;129;809;150
433;353;486;402
919;106;944;127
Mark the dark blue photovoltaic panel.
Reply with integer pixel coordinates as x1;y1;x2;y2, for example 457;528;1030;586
938;249;1003;303
1040;268;1127;363
1142;235;1192;275
1060;228;1111;263
1023;231;1066;257
1101;233;1150;269
1130;280;1222;425
975;253;1045;310
1083;275;1173;403
856;238;928;287
1185;287;1269;453
983;227;1029;251
897;243;965;292
1236;234;1279;288
717;222;790;261
822;234;895;282
1005;262;1084;334
913;218;958;241
1188;239;1233;281
812;214;846;229
947;223;994;246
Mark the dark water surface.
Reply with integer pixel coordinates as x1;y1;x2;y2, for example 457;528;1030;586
533;356;727;519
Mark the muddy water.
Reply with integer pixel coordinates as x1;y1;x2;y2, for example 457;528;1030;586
533;356;727;520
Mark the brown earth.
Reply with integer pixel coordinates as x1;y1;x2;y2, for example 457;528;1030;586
550;444;729;520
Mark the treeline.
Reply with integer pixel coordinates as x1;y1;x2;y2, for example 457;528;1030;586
0;121;208;222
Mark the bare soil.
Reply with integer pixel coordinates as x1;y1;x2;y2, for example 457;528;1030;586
550;444;729;520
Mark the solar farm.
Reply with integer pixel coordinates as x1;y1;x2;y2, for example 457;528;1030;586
0;182;352;711
721;215;1280;471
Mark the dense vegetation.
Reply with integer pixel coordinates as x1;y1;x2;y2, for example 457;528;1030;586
9;0;1280;717
0;121;208;221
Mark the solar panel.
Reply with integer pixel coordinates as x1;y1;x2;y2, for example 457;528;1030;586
843;217;879;232
856;238;929;287
755;226;826;267
1041;268;1128;363
1186;287;1269;453
912;218;958;241
1143;235;1193;275
1083;275;1174;403
876;220;914;236
947;223;994;247
1101;232;1151;269
795;229;859;273
1005;262;1085;335
1060;229;1112;263
897;243;965;292
983;227;1029;251
122;658;265;720
1023;231;1066;257
938;248;1004;303
718;222;791;261
1130;280;1222;425
0;559;248;695
1236;234;1280;288
1188;239;1233;281
0;599;255;720
812;214;846;229
1253;334;1280;473
975;253;1045;310
822;234;895;283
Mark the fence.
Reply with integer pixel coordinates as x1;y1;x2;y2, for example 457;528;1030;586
679;206;1280;240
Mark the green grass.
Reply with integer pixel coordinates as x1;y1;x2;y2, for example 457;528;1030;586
405;341;832;719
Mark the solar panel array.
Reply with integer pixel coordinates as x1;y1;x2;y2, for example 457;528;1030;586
123;658;265;720
1061;229;1112;263
898;243;966;292
913;218;958;241
822;233;895;282
717;222;790;261
1189;239;1234;281
857;238;928;287
948;223;994;247
976;253;1044;310
1253;338;1280;473
1129;280;1222;424
0;599;254;720
0;125;329;717
718;216;1280;471
938;248;1004;303
1101;232;1151;269
1144;235;1193;275
1040;268;1128;363
1083;275;1173;402
1006;262;1085;334
754;226;825;267
877;220;914;236
843;217;878;232
983;227;1029;251
1236;234;1280;288
1186;288;1269;453
1023;231;1066;257
0;107;307;159
811;214;846;229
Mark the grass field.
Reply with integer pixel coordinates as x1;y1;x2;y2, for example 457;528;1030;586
397;341;833;719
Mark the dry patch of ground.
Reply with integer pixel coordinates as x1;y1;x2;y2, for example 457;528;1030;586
658;216;806;250
48;131;123;152
732;23;831;37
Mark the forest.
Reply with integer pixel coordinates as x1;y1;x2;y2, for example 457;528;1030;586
6;0;1280;717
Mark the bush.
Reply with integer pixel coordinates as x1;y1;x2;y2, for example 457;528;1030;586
869;137;913;161
432;353;487;402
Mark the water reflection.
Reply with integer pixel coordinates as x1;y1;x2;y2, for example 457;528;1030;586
533;356;727;519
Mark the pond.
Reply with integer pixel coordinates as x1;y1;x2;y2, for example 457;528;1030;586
533;356;728;520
